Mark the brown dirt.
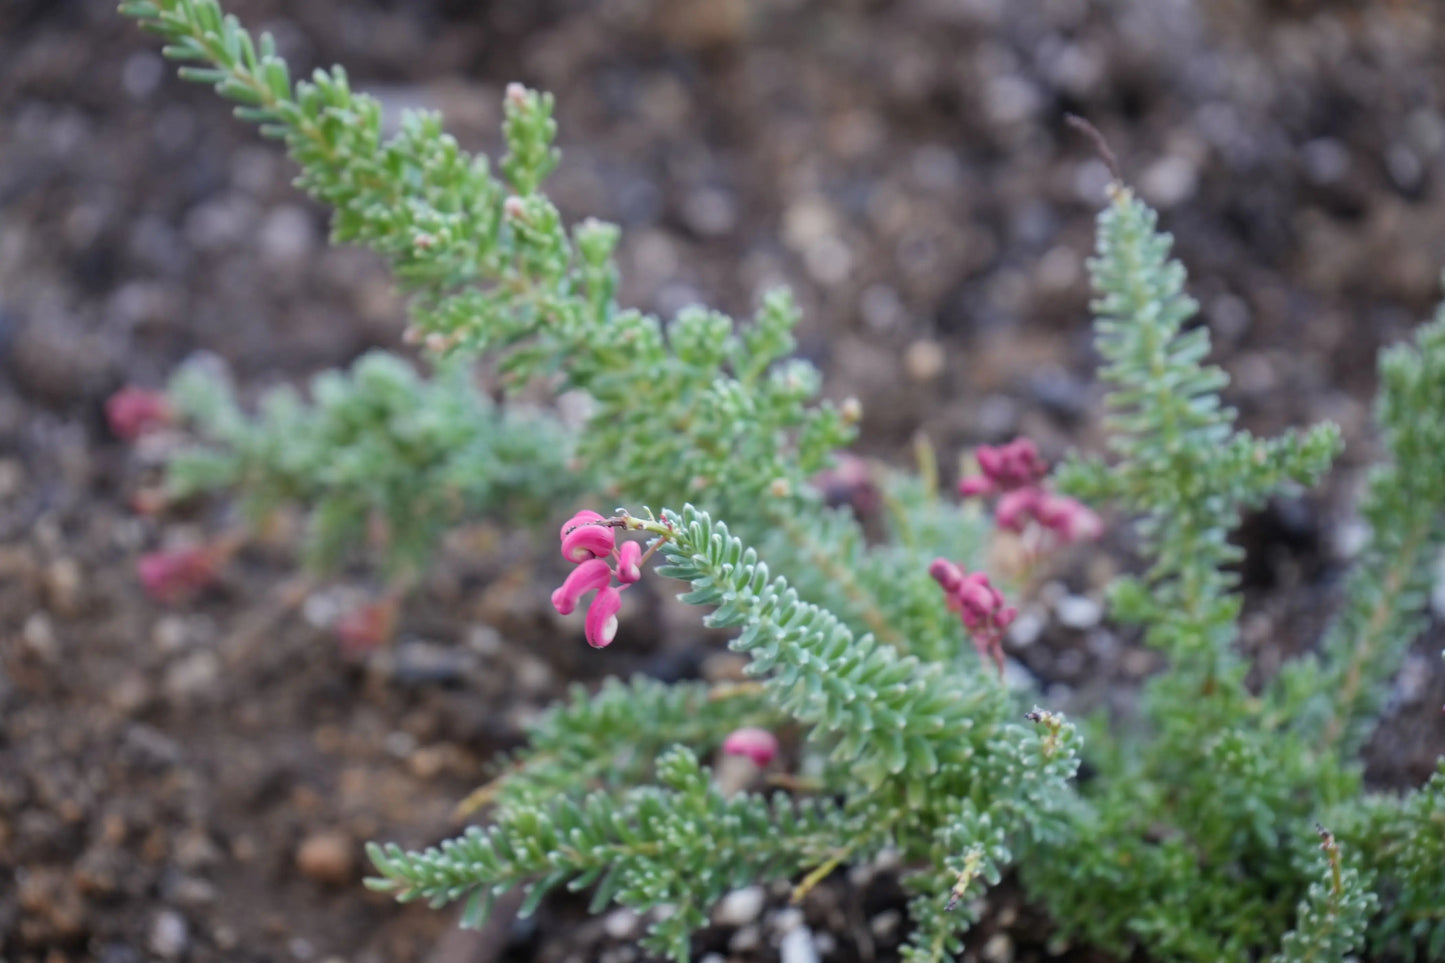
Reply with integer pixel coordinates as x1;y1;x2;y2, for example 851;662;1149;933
2;1;1444;961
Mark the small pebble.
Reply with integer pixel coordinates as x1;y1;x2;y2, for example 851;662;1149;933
779;925;819;963
149;910;188;959
982;931;1014;962
603;908;639;939
728;924;762;952
44;558;83;617
904;339;946;383
771;906;805;936
870;909;902;941
1140;154;1199;208
1055;595;1102;630
296;831;355;885
1007;606;1046;648
713;885;766;927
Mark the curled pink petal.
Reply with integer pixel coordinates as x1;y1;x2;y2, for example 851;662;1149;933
584;586;623;648
616;540;643;584
722;727;779;767
928;557;964;592
562;523;616;563
559;510;604;540
551;557;613;615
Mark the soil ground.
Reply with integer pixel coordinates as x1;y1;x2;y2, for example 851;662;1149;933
2;1;1444;961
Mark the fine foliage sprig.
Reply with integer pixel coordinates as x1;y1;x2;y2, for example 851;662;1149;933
1271;304;1445;755
120;0;855;536
369;746;865;960
164;351;578;575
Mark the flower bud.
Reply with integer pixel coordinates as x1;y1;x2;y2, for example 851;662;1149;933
722;727;779;767
551;558;612;615
106;387;172;441
928;557;964;592
994;487;1042;533
584;586;623;648
615;540;642;584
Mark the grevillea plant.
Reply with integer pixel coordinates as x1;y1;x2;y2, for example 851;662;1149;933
119;2;1445;960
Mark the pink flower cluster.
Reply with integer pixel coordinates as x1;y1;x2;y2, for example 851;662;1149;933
958;438;1101;545
551;511;642;648
106;387;172;441
929;558;1015;676
138;546;221;604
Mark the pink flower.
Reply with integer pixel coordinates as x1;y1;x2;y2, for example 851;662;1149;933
959;438;1048;497
585;586;623;648
106;387;172;441
928;557;964;592
553;510;654;648
615;540;642;584
1033;493;1103;544
560;510;605;540
722;727;779;767
561;521;615;563
929;560;1014;677
138;546;219;604
994;487;1042;533
550;557;613;616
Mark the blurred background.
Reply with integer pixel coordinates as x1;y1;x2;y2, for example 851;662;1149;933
2;1;1444;961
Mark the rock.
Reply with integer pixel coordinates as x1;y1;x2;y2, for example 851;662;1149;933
296;831;355;886
712;885;765;927
43;557;83;617
870;908;903;941
903;339;945;383
1055;595;1102;630
149;910;188;959
728;924;761;952
1140;155;1199;209
602;908;639;939
982;932;1014;962
778;925;819;963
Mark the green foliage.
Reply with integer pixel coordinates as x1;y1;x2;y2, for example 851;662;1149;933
1334;763;1445;960
371;505;1080;962
120;2;1445;961
121;0;854;541
1272;304;1445;755
1027;186;1444;962
367;746;864;960
165;351;578;575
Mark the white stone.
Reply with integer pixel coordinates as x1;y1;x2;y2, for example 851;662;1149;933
779;925;820;963
603;907;639;939
150;910;188;959
1056;594;1102;630
713;885;766;927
